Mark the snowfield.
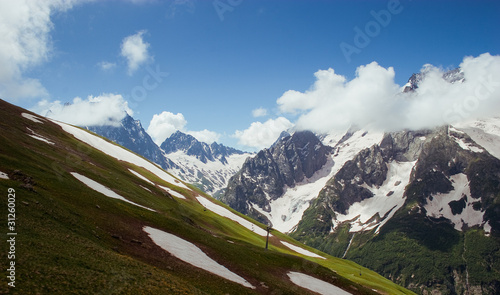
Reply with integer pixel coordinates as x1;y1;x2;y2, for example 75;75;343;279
253;128;385;233
167;150;250;195
53;120;190;190
143;226;255;289
424;173;487;232
71;172;155;212
332;160;416;233
196;196;268;236
280;241;325;259
287;271;352;295
455;117;500;160
254;156;336;233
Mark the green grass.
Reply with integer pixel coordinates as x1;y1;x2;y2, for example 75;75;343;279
0;99;412;294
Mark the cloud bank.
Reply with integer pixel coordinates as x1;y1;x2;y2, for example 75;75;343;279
0;0;78;100
33;94;133;127
121;30;152;75
277;53;500;134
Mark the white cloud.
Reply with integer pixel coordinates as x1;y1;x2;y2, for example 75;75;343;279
187;130;221;144
234;117;294;150
120;30;151;75
32;93;133;127
147;112;188;145
252;107;268;118
98;61;116;71
277;53;500;134
147;111;222;145
0;0;79;100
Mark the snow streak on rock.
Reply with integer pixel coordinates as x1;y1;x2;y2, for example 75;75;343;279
332;160;416;233
424;173;487;232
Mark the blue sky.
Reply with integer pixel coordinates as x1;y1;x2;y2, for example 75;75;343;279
1;0;499;151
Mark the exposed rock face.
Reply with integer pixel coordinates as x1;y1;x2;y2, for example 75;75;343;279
160;131;250;196
88;119;249;196
403;67;464;93
160;131;244;164
86;114;174;169
292;126;500;295
222;130;331;225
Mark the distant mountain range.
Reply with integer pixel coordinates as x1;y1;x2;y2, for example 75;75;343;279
82;67;499;294
221;68;500;294
1;99;409;294
87;116;251;196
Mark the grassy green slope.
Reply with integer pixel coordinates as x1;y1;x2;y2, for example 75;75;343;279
0;100;412;294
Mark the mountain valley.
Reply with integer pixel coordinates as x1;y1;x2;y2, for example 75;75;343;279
0;99;411;294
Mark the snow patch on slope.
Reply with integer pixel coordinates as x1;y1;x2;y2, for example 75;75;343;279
128;169;187;199
287;272;352;295
128;169;155;185
28;134;55;145
26;127;55;145
280;241;325;259
196;196;268;236
71;172;155;211
53;120;190;190
143;226;255;289
22;112;44;123
0;171;9;180
333;160;416;233
424;173;486;232
158;185;186;200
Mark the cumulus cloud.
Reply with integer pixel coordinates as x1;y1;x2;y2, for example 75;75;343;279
147;111;221;145
252;107;268;118
98;61;116;71
147;111;187;145
0;0;79;100
277;53;500;134
32;93;133;126
120;30;152;75
234;117;294;150
187;130;220;144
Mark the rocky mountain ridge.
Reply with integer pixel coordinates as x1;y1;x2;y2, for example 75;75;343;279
221;68;500;294
1;99;411;294
222;130;331;225
86;114;175;169
87;117;251;196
